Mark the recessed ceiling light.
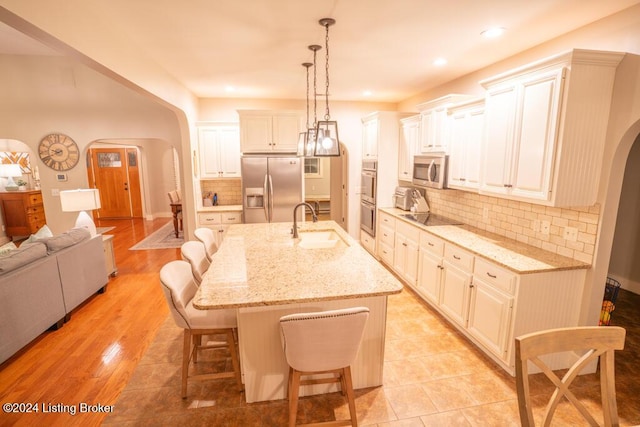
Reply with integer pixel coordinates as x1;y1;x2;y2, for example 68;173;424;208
481;27;506;38
433;58;447;66
363;90;372;97
225;86;235;92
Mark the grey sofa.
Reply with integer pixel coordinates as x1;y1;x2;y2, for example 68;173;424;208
0;230;108;364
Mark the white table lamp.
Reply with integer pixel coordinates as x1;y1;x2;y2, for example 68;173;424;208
60;189;101;236
0;164;23;191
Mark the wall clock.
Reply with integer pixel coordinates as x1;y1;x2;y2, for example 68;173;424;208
38;133;80;171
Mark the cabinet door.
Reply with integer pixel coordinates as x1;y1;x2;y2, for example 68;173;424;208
362;118;378;159
448;111;467;188
217;127;241;177
199;126;241;178
419;111;434;152
240;114;273;152
510;68;564;201
272;114;301;152
399;117;420;181
417;249;442;304
393;233;419;286
439;261;472;327
464;109;484;189
481;85;517;196
467;278;514;360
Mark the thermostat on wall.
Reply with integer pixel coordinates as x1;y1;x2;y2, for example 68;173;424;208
56;173;68;182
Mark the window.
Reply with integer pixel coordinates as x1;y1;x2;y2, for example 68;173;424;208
304;158;322;178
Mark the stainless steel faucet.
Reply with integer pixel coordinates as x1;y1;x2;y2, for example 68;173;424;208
292;202;318;238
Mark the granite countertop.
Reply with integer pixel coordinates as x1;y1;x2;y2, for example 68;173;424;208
197;204;243;213
193;220;403;310
380;208;589;274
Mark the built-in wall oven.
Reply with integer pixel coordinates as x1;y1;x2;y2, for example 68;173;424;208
360;160;377;236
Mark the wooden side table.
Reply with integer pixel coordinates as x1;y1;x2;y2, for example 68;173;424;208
0;190;47;239
102;234;117;277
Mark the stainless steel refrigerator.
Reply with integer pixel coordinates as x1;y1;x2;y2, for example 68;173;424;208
241;156;303;223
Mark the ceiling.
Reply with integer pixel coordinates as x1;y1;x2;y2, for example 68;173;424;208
1;0;639;103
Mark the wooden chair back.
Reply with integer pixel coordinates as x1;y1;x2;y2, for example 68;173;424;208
515;326;626;426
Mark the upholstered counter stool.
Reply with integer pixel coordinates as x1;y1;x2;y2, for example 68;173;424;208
180;241;210;285
279;307;369;427
194;227;218;262
159;260;242;398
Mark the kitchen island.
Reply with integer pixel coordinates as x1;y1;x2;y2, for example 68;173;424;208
193;221;403;402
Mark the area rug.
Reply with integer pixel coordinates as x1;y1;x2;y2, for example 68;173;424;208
129;222;184;250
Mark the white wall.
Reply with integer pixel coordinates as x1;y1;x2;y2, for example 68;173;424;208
0;55;183;234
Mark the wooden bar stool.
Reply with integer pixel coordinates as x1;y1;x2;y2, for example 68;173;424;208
279;307;369;427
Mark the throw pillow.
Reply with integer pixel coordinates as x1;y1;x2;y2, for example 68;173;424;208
0;241;17;256
26;224;54;243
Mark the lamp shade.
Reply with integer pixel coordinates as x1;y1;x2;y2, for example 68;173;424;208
60;189;101;212
0;163;22;178
0;163;23;191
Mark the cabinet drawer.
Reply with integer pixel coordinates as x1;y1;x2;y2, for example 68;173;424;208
444;244;474;272
198;212;222;225
221;212;242;224
26;205;45;215
378;212;396;228
419;231;444;256
378;242;394;265
474;258;516;294
27;192;43;206
378;225;395;248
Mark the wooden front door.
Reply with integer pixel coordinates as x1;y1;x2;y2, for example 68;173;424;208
87;147;143;219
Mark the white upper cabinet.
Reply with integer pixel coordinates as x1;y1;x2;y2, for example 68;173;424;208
479;49;624;206
197;123;241;178
238;110;302;153
362;116;379;159
447;98;485;191
398;115;420;182
417;94;472;153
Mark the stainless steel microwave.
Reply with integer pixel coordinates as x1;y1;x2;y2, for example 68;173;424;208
413;153;448;189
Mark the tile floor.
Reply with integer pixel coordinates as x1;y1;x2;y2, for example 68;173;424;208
104;286;640;426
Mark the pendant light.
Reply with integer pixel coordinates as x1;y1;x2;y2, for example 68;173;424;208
306;44;322;157
314;18;340;157
297;62;313;157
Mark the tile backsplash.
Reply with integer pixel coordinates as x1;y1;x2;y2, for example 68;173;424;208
425;188;599;264
201;178;242;206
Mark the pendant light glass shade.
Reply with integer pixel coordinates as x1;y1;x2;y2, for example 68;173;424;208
314;121;339;156
314;18;340;157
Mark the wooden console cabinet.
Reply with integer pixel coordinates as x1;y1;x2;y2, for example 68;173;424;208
0;190;47;239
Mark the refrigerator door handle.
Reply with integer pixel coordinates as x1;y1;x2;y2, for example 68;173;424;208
263;174;269;222
268;174;274;222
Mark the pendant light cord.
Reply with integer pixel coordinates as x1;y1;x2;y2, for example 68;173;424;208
323;21;331;121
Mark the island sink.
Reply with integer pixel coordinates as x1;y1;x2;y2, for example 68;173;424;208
297;230;347;249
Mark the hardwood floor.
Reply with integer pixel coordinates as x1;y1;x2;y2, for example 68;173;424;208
0;219;179;427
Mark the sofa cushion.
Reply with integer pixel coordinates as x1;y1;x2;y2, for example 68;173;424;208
41;228;91;252
0;241;48;275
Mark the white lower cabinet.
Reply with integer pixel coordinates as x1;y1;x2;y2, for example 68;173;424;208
467;278;514;360
393;221;419;286
415;232;444;304
379;210;587;375
360;230;376;255
197;210;243;246
377;212;396;266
